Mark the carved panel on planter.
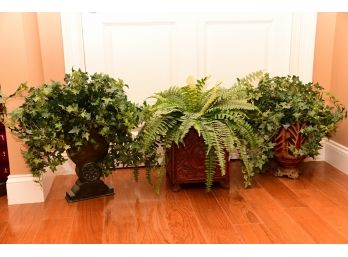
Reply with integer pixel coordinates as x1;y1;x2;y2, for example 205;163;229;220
166;128;230;191
273;123;306;178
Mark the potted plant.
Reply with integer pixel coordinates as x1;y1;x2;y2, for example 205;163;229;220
2;69;141;202
244;72;347;178
136;76;260;192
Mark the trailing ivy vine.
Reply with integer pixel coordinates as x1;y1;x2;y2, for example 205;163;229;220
243;72;347;164
5;69;142;180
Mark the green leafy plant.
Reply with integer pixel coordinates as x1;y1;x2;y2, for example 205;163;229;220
244;72;347;162
0;83;28;122
230;71;275;173
2;69;142;180
136;76;260;191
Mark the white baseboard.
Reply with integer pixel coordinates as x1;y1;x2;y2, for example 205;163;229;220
6;171;56;205
6;153;75;205
325;139;348;175
304;138;327;162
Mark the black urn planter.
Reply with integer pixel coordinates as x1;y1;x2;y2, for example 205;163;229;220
65;131;114;202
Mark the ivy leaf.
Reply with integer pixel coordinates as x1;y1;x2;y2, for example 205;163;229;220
100;126;110;136
42;111;50;118
33;158;42;165
66;104;78;113
71;88;79;95
75;141;83;146
80;110;91;120
43;145;51;152
102;97;113;105
42;87;52;95
55;122;62;129
33;96;41;102
68;126;80;134
82;132;90;140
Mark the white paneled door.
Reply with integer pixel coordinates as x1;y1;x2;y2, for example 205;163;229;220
61;12;317;104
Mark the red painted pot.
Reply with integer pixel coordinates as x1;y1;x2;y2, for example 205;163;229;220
273;123;306;178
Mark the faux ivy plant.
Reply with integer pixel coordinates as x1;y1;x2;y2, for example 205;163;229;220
229;71;276;173
244;72;347;162
4;69;142;180
136;76;260;191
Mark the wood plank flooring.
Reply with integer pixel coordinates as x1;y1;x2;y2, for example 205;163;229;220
1;161;348;244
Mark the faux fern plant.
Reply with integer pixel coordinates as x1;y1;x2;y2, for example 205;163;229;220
136;76;260;191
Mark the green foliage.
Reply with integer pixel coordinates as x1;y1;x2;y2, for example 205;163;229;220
231;71;278;172
3;69;141;180
243;72;347;164
0;83;28;122
137;76;259;191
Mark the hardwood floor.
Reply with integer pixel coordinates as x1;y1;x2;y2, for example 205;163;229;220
1;161;348;244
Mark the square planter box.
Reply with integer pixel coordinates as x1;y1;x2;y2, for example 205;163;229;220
165;128;230;191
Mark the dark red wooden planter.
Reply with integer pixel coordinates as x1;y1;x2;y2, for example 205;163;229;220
0;104;10;196
165;128;230;191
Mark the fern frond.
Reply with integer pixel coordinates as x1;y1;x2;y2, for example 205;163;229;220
133;163;139;182
204;149;216;192
175;113;200;144
140;115;177;152
234;70;265;88
196;76;209;90
200;85;219;114
235;139;254;187
207;101;257;114
208;121;227;176
216;113;257;146
152;93;186;113
163;122;181;147
154;155;167;195
211;120;236;153
192;120;203;137
153;86;182;99
145;160;153;185
199;120;215;154
181;82;204;112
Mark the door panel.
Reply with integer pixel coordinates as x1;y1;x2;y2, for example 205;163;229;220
81;13;294;103
106;23;175;104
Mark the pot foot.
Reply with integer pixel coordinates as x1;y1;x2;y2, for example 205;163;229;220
171;183;181;192
66;179;114;203
219;180;230;189
273;167;300;179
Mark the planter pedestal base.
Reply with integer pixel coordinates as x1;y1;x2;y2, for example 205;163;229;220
66;179;114;203
273;166;300;179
